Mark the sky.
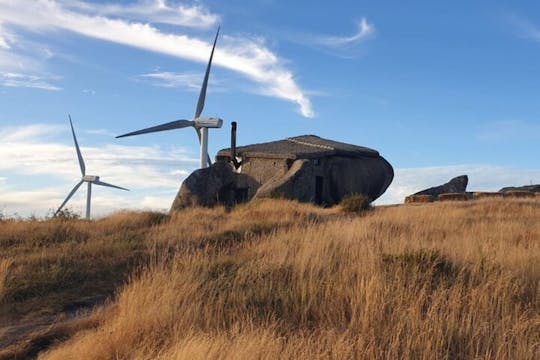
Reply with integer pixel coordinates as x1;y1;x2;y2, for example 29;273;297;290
0;0;539;217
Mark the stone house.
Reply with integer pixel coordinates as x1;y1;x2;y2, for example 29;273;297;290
171;133;394;210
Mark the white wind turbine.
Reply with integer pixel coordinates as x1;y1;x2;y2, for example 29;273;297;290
116;27;223;169
55;116;129;219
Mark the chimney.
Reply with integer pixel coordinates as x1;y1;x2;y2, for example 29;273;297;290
231;122;241;169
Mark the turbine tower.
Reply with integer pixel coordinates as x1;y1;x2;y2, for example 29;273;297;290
55;116;129;219
116;27;223;169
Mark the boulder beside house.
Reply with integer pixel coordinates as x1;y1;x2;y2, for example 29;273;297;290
171;133;394;211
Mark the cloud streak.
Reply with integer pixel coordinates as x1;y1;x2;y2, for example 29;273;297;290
0;72;61;90
510;15;540;42
62;0;219;28
141;71;207;89
316;18;375;48
0;0;314;117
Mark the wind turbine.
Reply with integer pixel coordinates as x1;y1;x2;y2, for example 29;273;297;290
55;116;129;219
116;27;223;169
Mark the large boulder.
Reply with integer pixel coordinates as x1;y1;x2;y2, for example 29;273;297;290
170;161;237;210
414;175;468;197
499;184;540;193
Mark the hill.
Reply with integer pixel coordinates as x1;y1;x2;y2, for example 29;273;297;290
0;199;538;359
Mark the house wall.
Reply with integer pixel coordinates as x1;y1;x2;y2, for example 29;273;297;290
234;157;290;199
247;155;394;205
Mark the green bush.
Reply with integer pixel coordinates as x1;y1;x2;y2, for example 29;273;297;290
340;193;372;213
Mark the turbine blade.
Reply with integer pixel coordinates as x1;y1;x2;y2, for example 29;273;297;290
93;180;129;191
116;120;194;138
194;27;220;119
69;115;86;176
55;180;84;216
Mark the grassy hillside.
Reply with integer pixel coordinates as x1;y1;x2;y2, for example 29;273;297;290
1;199;538;359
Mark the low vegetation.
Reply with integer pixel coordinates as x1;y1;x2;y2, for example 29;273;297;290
0;199;538;359
339;193;372;212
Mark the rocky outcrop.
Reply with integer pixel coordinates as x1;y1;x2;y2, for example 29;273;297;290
414;175;468;197
170;161;237;210
499;185;540;193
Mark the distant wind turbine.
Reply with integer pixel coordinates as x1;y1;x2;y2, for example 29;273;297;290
116;27;223;169
55;116;129;219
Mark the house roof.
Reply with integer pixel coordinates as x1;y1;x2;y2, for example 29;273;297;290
217;135;380;160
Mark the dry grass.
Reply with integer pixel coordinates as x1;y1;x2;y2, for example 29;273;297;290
0;258;13;303
20;198;537;360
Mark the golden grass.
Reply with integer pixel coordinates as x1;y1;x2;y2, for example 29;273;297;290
29;198;539;360
0;258;13;303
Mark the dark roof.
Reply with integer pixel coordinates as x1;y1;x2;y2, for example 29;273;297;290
217;135;380;160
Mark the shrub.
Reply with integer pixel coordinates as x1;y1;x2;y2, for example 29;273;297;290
340;193;372;213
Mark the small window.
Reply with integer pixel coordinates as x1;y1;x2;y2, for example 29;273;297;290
313;159;321;166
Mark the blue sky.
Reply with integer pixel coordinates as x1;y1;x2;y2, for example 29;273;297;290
0;0;539;217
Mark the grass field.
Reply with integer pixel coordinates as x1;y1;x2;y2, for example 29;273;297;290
0;199;538;359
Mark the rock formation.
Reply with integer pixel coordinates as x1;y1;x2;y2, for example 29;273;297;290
170;161;237;210
414;175;468;197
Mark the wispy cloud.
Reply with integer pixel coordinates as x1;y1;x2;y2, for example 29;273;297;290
62;0;219;28
0;72;61;90
0;22;13;49
0;123;199;217
316;18;375;48
510;15;540;42
82;88;96;95
141;71;206;89
0;18;62;90
0;0;314;117
376;164;540;205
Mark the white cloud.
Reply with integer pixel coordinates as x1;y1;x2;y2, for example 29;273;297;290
317;18;375;47
0;72;61;90
0;123;199;217
62;0;219;28
0;22;13;49
511;15;540;42
141;71;205;89
82;88;96;95
376;164;540;205
0;19;61;90
0;0;314;117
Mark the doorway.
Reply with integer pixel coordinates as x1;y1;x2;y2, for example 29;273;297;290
315;176;324;205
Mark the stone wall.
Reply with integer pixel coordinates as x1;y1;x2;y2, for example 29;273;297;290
252;155;394;206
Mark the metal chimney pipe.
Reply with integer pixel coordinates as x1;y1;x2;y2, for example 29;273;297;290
231;122;241;169
231;122;237;158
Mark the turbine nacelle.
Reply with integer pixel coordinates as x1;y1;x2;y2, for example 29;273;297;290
194;117;223;128
83;175;100;182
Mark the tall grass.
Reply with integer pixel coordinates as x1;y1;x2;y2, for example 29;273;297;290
0;258;13;303
36;199;539;359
